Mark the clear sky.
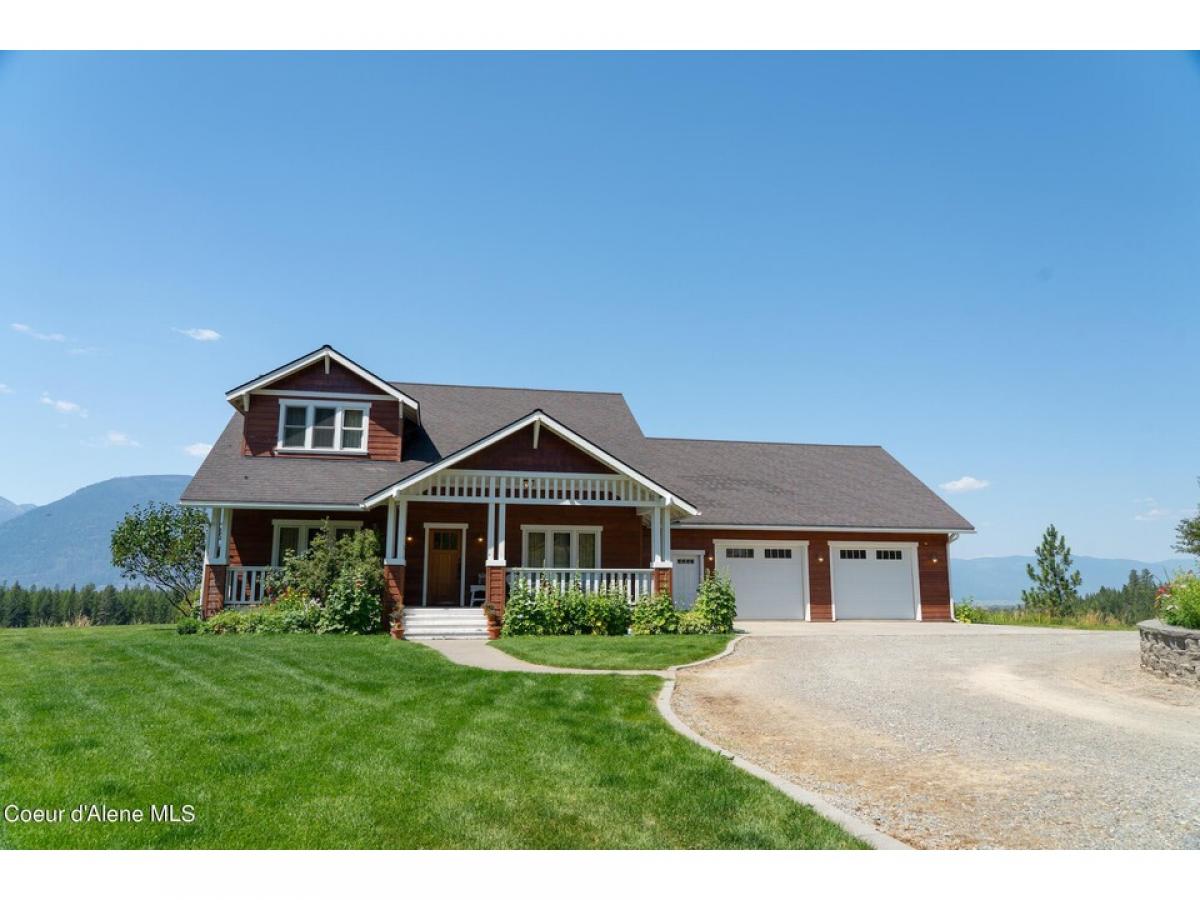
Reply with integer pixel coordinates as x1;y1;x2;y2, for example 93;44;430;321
1;52;1196;559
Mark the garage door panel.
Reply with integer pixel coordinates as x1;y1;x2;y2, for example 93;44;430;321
717;543;807;620
831;546;917;619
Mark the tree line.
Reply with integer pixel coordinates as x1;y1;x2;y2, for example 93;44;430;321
0;583;179;628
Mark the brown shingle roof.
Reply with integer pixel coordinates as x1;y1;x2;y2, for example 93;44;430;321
182;381;972;532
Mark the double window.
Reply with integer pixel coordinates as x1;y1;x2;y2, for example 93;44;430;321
272;520;362;566
521;527;601;568
277;402;369;453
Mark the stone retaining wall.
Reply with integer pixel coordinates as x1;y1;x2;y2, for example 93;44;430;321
1139;619;1200;686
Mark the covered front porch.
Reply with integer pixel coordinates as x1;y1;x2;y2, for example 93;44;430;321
201;472;685;618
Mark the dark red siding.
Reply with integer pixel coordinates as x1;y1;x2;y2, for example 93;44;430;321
456;425;610;473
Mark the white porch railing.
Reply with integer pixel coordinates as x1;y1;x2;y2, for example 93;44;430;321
506;568;655;604
225;566;278;608
410;469;661;507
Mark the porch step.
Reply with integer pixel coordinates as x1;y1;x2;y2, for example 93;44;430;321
403;606;489;640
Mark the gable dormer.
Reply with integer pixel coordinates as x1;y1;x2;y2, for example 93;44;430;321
225;346;418;461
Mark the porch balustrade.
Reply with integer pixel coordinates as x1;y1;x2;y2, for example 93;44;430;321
506;567;655;604
410;469;661;507
224;566;278;608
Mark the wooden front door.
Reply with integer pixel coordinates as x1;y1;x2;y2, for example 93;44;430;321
427;529;462;606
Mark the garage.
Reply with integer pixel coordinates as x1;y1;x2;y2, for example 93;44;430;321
714;540;808;619
830;542;920;620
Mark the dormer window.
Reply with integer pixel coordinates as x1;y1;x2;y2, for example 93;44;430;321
276;401;370;454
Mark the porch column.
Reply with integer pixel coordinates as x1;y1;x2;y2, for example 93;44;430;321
650;506;663;565
652;505;673;597
486;501;496;563
201;562;227;619
205;506;230;566
385;497;407;636
496;501;507;564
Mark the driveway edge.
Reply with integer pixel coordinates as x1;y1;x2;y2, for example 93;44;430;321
660;636;912;851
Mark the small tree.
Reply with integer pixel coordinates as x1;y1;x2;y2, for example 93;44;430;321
1174;478;1200;559
1022;524;1083;615
111;502;208;617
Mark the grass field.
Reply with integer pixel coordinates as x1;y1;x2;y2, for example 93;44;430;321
0;626;864;849
490;634;734;669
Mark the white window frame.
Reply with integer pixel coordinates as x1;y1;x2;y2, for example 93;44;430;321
276;400;371;455
519;525;603;569
271;519;363;566
827;541;922;622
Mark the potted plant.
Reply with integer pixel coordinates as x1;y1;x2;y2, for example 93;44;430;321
389;607;405;640
482;599;503;639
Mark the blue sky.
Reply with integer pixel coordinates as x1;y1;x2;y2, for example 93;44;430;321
1;52;1196;559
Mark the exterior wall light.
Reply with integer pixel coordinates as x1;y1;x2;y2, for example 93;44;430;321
817;556;825;563
931;557;939;563
406;535;414;543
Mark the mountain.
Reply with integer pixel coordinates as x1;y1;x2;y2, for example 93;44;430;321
0;475;192;588
952;555;1194;605
0;497;37;526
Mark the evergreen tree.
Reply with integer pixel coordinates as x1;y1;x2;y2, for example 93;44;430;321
1175;479;1200;558
1022;524;1083;615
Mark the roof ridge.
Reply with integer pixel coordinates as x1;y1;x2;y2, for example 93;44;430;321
647;436;883;449
389;380;625;397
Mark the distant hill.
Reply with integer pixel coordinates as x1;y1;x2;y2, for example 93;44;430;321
0;475;192;588
952;555;1194;605
0;496;37;526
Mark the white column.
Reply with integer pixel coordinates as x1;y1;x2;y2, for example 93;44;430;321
486;501;496;563
496;502;507;565
651;506;662;565
385;498;397;563
220;508;232;564
394;498;408;565
205;508;219;564
660;508;672;565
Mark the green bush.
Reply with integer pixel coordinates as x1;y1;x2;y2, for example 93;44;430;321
631;592;678;635
584;589;633;636
500;580;540;636
176;618;199;634
691;572;737;633
265;525;385;609
204;609;249;634
1158;571;1200;630
676;609;709;634
953;598;982;623
318;573;382;634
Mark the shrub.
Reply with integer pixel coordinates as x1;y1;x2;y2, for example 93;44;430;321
500;580;540;636
1157;572;1200;630
676;609;709;634
266;525;385;607
953;598;982;623
204;609;249;634
691;572;737;633
631;592;678;635
319;573;383;634
584;589;633;636
176;618;199;634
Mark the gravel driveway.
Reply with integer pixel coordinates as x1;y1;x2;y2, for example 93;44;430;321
672;624;1200;849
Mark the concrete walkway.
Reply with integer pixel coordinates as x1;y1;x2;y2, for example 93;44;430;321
410;634;909;851
408;638;668;676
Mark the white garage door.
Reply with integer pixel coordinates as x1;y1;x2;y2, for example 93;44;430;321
715;542;807;620
830;545;919;620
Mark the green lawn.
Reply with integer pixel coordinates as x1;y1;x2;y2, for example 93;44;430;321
491;634;735;670
0;626;864;849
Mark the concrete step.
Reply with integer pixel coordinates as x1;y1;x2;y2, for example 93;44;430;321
403;606;489;640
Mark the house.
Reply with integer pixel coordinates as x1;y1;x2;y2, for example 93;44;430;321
182;346;973;630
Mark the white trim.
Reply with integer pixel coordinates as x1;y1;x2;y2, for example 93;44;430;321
362;410;699;516
519;524;603;569
276;400;370;455
827;540;922;622
674;523;973;535
225;346;419;411
181;501;363;511
270;518;363;567
254;389;395;401
421;522;469;608
713;538;811;621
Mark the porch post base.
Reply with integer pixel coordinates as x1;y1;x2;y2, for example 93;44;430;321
385;563;406;638
485;563;507;638
201;564;227;620
652;564;673;598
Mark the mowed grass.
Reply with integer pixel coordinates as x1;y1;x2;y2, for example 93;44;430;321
491;634;735;670
0;626;865;849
